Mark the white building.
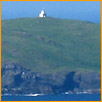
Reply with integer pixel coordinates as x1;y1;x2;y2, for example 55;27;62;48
39;10;47;18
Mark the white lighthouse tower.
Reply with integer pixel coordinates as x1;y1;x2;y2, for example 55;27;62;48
39;9;47;18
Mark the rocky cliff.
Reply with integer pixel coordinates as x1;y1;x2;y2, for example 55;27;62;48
2;63;101;95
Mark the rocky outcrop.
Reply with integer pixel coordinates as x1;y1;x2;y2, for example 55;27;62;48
1;63;101;95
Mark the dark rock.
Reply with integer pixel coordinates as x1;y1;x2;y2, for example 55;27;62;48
47;40;56;46
1;63;101;95
12;31;32;37
38;37;57;46
74;71;101;90
39;37;45;41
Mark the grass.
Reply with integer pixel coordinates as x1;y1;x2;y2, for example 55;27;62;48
1;17;101;73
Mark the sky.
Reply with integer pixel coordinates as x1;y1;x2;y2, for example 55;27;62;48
1;1;101;23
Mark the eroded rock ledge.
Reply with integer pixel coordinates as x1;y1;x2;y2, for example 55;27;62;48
1;63;101;95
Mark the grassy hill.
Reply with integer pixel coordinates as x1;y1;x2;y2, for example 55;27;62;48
1;17;101;73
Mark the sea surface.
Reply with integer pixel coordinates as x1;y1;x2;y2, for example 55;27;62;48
2;94;101;101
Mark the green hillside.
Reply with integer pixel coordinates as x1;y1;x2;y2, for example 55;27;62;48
1;17;101;73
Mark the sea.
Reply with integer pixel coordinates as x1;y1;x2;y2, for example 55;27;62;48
1;94;101;101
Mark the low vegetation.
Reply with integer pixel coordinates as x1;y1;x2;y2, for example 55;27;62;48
1;17;101;73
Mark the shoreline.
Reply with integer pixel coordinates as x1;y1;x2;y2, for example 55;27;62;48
2;91;101;97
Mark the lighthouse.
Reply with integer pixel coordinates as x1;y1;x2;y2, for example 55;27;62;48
39;10;47;18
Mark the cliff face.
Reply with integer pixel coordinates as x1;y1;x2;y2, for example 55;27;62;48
1;63;101;95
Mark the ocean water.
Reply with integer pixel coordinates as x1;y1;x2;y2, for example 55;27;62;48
2;94;101;101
